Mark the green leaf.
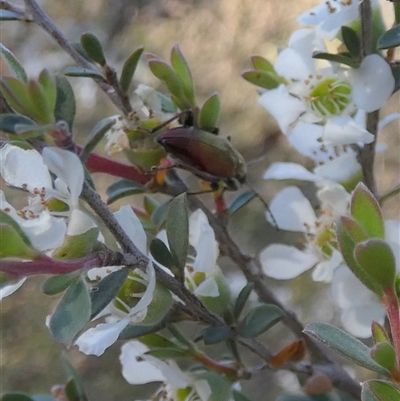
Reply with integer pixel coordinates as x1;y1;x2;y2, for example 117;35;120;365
145;348;187;359
233;283;254;319
229;191;255;215
341;26;361;58
336;217;381;295
304;322;389;375
139;333;179;349
41;272;80;295
371;321;390;344
119;322;164;340
80;32;106;66
61;352;88;401
0;209;31;246
0;223;37;259
201;326;231;344
144;195;160;215
351;183;385;239
49;276;91;346
151;199;171;228
238;304;284;338
0;113;35;133
1;393;35;401
378;24;400;49
241;69;284;89
106;179;146;204
38;69;57;117
250;55;275;72
0;10;25;20
64;66;104;79
79;117;115;162
147;57;187;109
90;268;129;320
119;46;144;94
171;45;196;106
362;380;400;401
312;51;360;68
166;193;189;272
370;342;397;371
0;76;32;116
150;238;174;269
0;43;27;82
54;73;76;129
354;239;396;290
27;80;54;124
199;92;220;131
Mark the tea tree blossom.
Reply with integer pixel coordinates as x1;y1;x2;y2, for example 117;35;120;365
120;340;219;401
260;184;350;282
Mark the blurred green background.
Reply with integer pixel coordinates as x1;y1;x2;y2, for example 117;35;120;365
1;0;399;399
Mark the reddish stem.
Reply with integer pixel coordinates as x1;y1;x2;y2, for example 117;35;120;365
384;286;400;369
0;250;120;277
192;351;240;380
77;146;150;185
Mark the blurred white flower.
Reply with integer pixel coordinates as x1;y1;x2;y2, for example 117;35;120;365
260;185;350;282
120;340;213;401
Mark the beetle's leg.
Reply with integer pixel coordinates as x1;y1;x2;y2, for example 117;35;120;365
148;109;194;134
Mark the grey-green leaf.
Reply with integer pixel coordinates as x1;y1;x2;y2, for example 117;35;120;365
1;393;35;401
80;32;106;66
64;66;104;79
378;24;400;50
61;352;88;400
49;276;91;346
304;322;389;375
233;283;254;319
0;43;27;82
90;268;129;320
229;191;255;215
41;272;80;295
0;114;36;133
312;51;360;68
54;73;76;130
166;193;189;272
79;117;116;162
106;179;146;204
201;326;231;345
150;238;174;269
119;46;144;94
341;26;361;58
362;380;400;401
238;304;284;338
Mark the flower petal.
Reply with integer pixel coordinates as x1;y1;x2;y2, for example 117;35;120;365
269;186;316;232
260;244;318;279
350;55;395;112
0;278;26;300
120;341;166;384
0;144;52;192
75;317;130;356
258;85;305;135
314;152;360;182
114;205;147;255
311;249;343;282
264;162;320;182
42;147;84;207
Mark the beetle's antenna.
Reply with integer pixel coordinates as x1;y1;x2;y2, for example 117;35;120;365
149;109;193;134
245;180;279;230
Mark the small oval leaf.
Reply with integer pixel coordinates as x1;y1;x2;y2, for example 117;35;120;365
166;193;189;272
80;32;106;65
241;69;283;89
0;43;27;82
54;73;76;130
41;272;80;295
378;24;400;50
229;191;255;215
64;66;104;79
150;238;174;270
49;276;91;346
106;179;146;204
238;304;284;338
304;322;389;375
119;46;144;94
233;283;254;319
199;92;220;131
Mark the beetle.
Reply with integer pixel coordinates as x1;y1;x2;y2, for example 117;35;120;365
156;126;247;191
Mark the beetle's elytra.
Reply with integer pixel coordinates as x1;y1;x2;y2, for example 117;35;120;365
157;126;246;189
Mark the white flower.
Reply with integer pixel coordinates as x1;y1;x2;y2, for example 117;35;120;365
260;185;350;282
75;206;156;356
120;340;213;401
297;0;380;40
258;29;394;144
331;220;400;338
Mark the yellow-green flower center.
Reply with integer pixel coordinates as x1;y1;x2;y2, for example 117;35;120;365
306;77;352;119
